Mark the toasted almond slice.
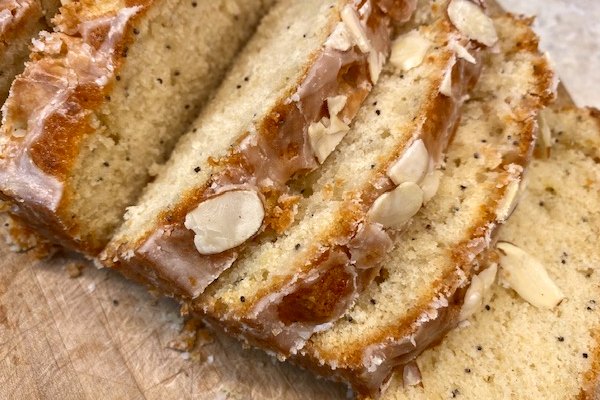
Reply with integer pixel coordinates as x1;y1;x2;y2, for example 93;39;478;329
184;190;265;255
341;4;371;54
496;179;520;222
402;362;422;387
420;169;443;203
368;182;424;229
447;0;498;47
497;242;565;309
387;139;429;185
537;112;553;157
439;62;454;96
308;96;351;163
327;95;348;117
390;30;433;72
459;263;497;321
450;40;476;64
368;50;386;83
326;22;353;51
479;262;498;294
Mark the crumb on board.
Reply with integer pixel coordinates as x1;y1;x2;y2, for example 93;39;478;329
167;317;214;353
66;263;84;278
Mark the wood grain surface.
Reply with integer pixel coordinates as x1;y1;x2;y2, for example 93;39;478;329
0;243;346;399
0;1;585;399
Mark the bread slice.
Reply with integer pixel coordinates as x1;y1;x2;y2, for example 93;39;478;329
192;0;490;358
102;0;417;296
286;14;555;398
0;0;59;104
383;106;600;400
0;0;274;255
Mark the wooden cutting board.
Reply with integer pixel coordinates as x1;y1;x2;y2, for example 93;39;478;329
0;241;346;399
0;2;577;399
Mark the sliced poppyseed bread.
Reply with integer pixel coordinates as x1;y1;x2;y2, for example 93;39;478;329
288;13;556;398
0;0;60;104
383;106;600;400
0;0;275;255
102;0;417;296
192;0;493;358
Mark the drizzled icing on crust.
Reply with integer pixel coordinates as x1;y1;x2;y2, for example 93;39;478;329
107;0;416;298
289;17;558;397
202;47;483;358
0;6;141;251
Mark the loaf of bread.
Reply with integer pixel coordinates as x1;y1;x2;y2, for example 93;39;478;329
0;0;59;104
193;0;490;358
0;0;274;255
102;0;417;297
288;13;555;398
384;106;600;400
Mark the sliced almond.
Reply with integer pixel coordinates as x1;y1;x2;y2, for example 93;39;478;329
368;182;424;229
368;51;385;83
387;139;429;185
478;262;498;294
308;119;349;164
390;30;433;72
450;40;476;64
496;179;520;222
439;62;454;96
420;169;444;203
537;112;553;157
327;95;347;117
497;242;565;309
459;273;484;321
184;190;265;255
447;0;498;47
309;96;350;163
341;5;371;54
459;263;497;321
326;22;353;51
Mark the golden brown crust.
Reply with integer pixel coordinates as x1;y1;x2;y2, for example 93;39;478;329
29;83;105;179
0;2;151;255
